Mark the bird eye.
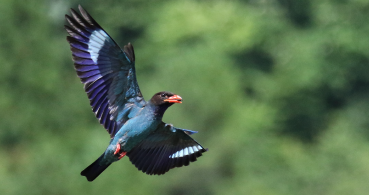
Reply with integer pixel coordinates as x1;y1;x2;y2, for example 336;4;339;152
161;93;166;98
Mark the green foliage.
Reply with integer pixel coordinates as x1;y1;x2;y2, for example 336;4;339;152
1;0;369;194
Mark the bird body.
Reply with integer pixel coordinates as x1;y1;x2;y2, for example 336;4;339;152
101;108;162;164
112;105;161;151
65;5;207;182
91;102;163;168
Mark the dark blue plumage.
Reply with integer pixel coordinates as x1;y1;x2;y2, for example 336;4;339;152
80;154;111;181
65;5;207;181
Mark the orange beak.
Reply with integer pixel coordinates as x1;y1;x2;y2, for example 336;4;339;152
164;94;182;103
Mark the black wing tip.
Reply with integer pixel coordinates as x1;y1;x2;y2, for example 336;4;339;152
124;43;135;62
78;4;86;14
70;8;81;18
69;8;81;19
66;36;76;43
127;147;207;176
69;4;84;13
66;36;86;46
65;14;73;23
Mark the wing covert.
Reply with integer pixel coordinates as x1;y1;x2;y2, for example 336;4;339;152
65;5;145;137
126;123;207;175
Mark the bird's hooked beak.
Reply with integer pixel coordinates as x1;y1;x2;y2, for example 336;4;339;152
164;94;182;103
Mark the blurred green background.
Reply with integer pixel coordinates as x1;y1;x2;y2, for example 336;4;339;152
1;0;369;194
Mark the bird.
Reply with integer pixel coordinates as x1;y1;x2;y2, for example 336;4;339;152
64;5;207;181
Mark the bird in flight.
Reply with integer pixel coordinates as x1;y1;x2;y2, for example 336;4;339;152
65;5;207;181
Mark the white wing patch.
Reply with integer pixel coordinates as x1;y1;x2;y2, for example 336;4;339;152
87;29;109;63
169;145;204;158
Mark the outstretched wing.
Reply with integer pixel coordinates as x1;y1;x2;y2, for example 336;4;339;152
126;123;207;175
65;5;145;137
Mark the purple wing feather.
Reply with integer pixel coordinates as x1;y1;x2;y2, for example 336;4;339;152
65;5;145;137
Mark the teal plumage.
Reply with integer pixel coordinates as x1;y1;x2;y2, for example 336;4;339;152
65;5;207;181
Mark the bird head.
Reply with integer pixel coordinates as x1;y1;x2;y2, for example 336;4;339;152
151;91;182;106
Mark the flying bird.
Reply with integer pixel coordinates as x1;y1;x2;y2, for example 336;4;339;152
65;5;207;181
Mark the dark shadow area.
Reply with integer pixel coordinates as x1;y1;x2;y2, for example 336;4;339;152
116;26;144;46
278;0;313;28
324;45;369;97
233;47;274;73
276;88;328;143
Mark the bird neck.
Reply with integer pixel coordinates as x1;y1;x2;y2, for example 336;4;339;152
147;101;171;119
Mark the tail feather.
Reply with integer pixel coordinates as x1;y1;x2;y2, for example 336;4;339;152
81;154;111;181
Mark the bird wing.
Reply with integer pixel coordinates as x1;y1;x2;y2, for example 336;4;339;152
126;122;207;175
65;5;145;137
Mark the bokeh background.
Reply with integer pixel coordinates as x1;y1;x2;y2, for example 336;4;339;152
1;0;369;194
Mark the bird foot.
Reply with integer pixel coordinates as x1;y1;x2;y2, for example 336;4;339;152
118;151;127;159
114;143;127;159
114;143;121;155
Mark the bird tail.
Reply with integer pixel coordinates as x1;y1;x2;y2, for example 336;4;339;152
81;154;111;182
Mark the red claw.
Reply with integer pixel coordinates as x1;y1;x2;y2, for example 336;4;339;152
114;143;121;155
118;152;127;159
114;143;127;159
